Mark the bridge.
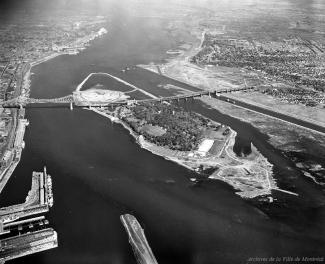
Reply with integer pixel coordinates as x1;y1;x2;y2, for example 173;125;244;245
0;95;74;108
139;87;254;103
0;87;255;108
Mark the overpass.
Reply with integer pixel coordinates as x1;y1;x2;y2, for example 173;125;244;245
0;87;255;108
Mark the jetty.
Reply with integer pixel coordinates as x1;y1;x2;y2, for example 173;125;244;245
0;228;58;263
0;167;53;226
120;214;158;264
0;167;57;263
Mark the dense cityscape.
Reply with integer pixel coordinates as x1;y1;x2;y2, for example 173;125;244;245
192;35;325;105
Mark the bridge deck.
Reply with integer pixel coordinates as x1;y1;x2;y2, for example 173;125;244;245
0;87;255;108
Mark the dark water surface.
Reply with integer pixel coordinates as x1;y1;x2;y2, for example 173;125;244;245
0;12;324;264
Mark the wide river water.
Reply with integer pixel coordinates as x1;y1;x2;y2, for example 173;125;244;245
0;11;324;264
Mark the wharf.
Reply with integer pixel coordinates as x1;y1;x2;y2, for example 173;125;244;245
120;214;158;264
0;168;56;263
0;228;58;263
0;167;53;227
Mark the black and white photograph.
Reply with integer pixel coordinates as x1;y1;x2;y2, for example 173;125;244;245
0;0;324;263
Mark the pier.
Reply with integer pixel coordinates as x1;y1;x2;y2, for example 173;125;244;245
121;214;158;264
0;167;56;263
0;167;53;226
0;228;58;263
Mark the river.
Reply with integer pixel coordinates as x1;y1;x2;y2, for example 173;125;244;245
0;11;324;264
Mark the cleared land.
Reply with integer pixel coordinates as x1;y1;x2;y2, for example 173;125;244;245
73;89;129;106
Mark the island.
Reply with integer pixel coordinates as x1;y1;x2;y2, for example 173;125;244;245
93;100;276;199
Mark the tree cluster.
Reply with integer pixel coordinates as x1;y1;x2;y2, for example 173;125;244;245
124;103;210;151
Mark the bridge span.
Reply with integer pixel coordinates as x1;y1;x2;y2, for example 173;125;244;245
1;86;324;135
0;87;255;108
0;95;74;108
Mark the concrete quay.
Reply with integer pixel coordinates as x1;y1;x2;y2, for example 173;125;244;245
0;167;53;229
121;214;158;264
0;228;58;263
0;168;56;263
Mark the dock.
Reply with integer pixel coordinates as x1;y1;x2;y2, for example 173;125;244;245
0;228;58;262
0;167;53;225
120;214;158;264
0;167;57;263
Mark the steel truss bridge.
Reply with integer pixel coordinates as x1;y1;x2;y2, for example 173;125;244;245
0;87;255;108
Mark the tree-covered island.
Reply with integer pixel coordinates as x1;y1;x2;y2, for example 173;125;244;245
92;101;276;199
117;102;230;153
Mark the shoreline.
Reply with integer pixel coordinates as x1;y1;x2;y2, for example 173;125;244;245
0;27;109;196
89;108;195;171
90;107;276;199
75;72;158;99
140;62;325;134
137;27;325;134
31;27;108;68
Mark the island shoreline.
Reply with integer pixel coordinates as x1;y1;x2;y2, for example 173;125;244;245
89;106;277;199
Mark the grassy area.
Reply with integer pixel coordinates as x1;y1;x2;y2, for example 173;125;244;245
140;124;166;137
